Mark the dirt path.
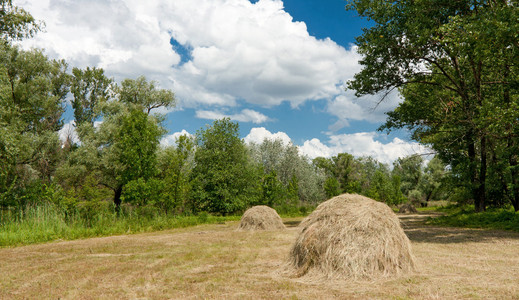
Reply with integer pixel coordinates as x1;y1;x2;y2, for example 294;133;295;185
1;214;519;299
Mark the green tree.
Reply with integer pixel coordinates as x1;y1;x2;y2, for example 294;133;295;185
393;154;424;197
157;134;195;213
98;107;164;208
70;67;113;126
250;139;326;205
0;0;41;41
419;156;449;203
346;0;519;211
117;76;176;114
190;118;260;214
0;44;69;207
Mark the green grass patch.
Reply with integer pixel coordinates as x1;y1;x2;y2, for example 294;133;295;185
427;206;519;232
0;205;240;248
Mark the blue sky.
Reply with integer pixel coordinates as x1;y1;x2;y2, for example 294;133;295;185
17;0;425;164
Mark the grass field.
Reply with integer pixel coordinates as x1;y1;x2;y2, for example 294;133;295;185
1;213;519;299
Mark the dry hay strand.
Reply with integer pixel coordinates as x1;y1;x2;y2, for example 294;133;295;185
238;205;286;231
287;194;415;280
399;203;418;214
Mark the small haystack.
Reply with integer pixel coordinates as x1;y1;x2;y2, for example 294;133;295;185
287;194;415;279
238;205;285;231
399;203;418;214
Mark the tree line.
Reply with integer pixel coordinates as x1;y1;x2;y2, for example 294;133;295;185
0;0;479;221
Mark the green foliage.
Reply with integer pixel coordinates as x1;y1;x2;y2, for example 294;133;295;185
70;66;112;125
157;134;195;214
259;170;284;207
191;118;260;214
116;108;162;184
347;0;519;211
393;154;423;196
121;178;164;207
117;76;176;114
0;0;42;41
249;138;326;205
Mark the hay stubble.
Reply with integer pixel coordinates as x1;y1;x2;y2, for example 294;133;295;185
1;215;519;299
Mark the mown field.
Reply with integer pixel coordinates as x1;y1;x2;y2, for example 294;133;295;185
1;213;519;299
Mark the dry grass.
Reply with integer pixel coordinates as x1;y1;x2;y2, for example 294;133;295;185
1;214;519;299
287;194;415;279
238;205;285;231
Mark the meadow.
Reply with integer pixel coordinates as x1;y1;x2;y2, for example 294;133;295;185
1;212;519;299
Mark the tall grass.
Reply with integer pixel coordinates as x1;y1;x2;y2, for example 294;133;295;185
427;206;519;232
0;204;240;247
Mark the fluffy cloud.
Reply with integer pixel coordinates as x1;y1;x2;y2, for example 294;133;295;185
160;129;193;147
299;132;429;165
195;109;270;124
326;90;403;132
243;127;292;145
244;128;428;165
58;120;79;145
16;0;362;109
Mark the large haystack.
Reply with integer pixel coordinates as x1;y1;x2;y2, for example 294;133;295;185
399;203;418;214
238;205;285;231
287;194;415;279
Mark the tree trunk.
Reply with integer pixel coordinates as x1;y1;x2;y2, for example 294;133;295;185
113;185;123;211
475;136;487;212
467;133;480;211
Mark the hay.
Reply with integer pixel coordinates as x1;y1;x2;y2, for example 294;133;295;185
287;194;415;279
238;205;285;231
399;203;418;214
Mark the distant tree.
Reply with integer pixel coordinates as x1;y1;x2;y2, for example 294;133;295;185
190;118;260;214
393;154;424;197
157;134;195;213
250;139;326;205
419;156;449;203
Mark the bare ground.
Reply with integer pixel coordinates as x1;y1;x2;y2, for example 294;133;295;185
1;213;519;299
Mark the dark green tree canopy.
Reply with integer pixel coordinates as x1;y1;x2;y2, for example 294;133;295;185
347;0;519;211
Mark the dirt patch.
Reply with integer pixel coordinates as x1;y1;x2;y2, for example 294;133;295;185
1;214;519;299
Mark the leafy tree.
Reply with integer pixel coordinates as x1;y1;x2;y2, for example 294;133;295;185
250;138;326;205
70;67;113;126
157;134;195;213
117;76;176;114
393;154;424;197
346;0;519;211
259;170;284;207
0;0;41;41
0;44;69;207
190;118;260;214
419;156;449;203
97;107;164;208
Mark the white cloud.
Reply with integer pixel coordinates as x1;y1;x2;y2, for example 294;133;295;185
243;127;292;145
327;90;403;132
16;0;362;109
196;109;270;124
58;120;79;145
160;129;192;147
299;138;333;159
298;132;429;165
243;128;427;164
